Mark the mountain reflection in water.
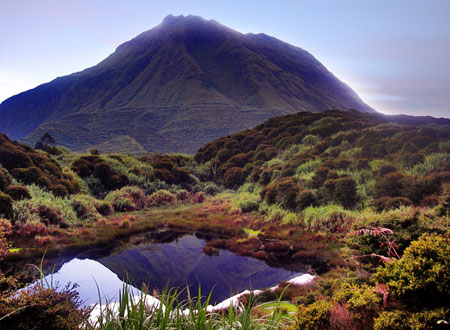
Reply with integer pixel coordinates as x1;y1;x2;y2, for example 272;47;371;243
43;235;302;305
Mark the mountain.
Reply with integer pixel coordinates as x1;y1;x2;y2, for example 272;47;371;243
0;15;375;154
98;235;297;304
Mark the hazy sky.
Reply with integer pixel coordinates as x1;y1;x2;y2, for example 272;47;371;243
1;0;449;118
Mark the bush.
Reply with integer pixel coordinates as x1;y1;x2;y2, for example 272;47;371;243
293;299;333;330
222;167;244;188
175;189;189;201
70;195;101;220
374;233;450;308
51;184;68;197
37;205;64;226
234;192;260;213
373;310;409;330
372;196;412;212
0;148;33;171
437;184;450;217
5;185;30;201
11;167;49;187
0;284;88;330
374;171;405;198
334;283;381;329
334;176;357;208
0;219;12;258
0;166;12;191
96;201;114;216
261;176;302;210
191;191;206;203
24;185;78;225
302;204;353;233
0;192;13;219
15;221;48;238
296;190;316;211
203;182;221;195
148;190;175;206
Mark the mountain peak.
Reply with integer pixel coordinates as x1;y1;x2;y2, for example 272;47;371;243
0;16;375;154
160;14;217;28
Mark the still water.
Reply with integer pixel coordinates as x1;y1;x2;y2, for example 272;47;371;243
43;235;302;306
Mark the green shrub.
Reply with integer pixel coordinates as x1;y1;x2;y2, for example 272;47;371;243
96;201;114;216
0;284;88;330
0;147;33;171
261;176;302;210
70;195;101;220
281;212;298;225
334;283;381;328
5;185;30;201
374;171;406;198
51;184;68;197
374;233;450;308
175;189;189;201
148;190;176;206
11;167;50;188
302;204;353;232
203;182;221;195
222;167;244;188
373;310;409;330
0;192;13;219
372;196;412;212
437;183;450;217
293;299;333;330
104;188;140;212
334;176;357;208
0;166;12;191
233;192;260;213
26;185;78;225
295;190;316;211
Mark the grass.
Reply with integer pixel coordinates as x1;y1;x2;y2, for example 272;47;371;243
244;228;261;237
83;282;291;329
258;301;298;315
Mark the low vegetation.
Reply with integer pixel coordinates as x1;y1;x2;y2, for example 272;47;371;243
1;110;449;328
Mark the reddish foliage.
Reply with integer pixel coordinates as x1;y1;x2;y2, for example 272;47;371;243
15;221;48;238
329;303;356;330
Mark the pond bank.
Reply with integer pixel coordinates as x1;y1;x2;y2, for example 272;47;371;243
3;200;337;279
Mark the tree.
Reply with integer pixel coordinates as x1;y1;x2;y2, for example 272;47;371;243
40;132;55;145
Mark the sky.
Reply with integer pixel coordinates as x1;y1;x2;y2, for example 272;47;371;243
1;0;449;118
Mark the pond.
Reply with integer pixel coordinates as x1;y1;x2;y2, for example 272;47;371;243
41;234;304;306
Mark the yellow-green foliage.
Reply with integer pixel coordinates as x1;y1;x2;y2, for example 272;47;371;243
295;159;321;180
281;211;298;225
334;283;381;326
232;191;261;213
21;184;78;224
70;194;102;220
293;299;333;330
373;310;409;330
374;308;449;330
265;204;287;222
374;233;450;306
301;204;353;232
405;153;450;176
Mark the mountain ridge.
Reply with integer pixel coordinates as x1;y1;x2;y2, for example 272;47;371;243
0;15;375;154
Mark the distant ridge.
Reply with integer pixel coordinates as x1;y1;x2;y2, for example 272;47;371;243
0;15;375;154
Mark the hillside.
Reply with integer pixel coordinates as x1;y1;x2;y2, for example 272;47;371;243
0;15;374;154
1;110;449;328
